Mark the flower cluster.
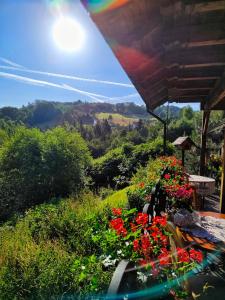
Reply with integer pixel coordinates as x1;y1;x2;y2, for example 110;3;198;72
107;207;204;299
110;217;127;237
110;208;203;266
158;157;194;208
160;156;183;172
164;182;193;201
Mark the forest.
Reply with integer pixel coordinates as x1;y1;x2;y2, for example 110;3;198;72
0;100;224;299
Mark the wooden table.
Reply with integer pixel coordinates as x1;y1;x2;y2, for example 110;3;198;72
180;211;225;251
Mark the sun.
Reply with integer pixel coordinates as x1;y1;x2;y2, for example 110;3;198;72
52;17;85;52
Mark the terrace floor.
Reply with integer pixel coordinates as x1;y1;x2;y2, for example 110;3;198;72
204;195;220;213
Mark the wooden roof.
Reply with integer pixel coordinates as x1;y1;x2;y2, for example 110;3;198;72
173;136;197;149
81;0;225;110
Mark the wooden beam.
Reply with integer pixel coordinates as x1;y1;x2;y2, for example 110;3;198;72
205;69;225;109
169;80;215;89
220;130;225;213
182;62;225;69
181;39;225;48
172;96;207;102
160;0;225;16
178;77;219;81
167;45;225;65
200;110;211;176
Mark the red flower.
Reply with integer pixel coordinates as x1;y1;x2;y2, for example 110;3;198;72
189;249;203;263
139;182;145;188
136;213;149;226
141;235;151;254
133;239;139;251
110;218;124;230
112;208;122;216
130;222;137;232
164;174;171;180
117;226;127;237
160;234;168;246
139;259;148;266
110;218;127;236
151;231;159;242
177;248;190;263
158;252;171;266
152;216;167;227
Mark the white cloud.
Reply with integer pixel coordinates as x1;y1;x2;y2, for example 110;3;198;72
0;62;133;88
0;71;138;103
0;57;139;103
0;57;25;69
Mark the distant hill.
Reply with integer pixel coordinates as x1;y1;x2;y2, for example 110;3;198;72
0;100;181;129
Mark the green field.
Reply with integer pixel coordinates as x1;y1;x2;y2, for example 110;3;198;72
96;112;138;126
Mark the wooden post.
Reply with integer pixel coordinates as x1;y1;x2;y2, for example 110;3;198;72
181;149;185;166
200;110;210;176
220;130;225;213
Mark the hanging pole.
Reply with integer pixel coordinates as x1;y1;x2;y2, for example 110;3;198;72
200;110;210;176
220;129;225;213
147;108;167;155
181;149;185;166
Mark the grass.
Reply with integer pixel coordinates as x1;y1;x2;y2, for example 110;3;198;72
102;185;135;208
0;188;131;299
95;113;138;126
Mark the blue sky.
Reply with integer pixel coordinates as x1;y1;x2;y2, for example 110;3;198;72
0;0;199;110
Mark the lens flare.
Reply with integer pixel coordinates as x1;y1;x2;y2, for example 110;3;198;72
83;0;129;14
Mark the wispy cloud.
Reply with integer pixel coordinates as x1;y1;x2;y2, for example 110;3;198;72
0;57;25;69
0;71;106;102
0;62;133;88
0;57;139;103
0;71;138;103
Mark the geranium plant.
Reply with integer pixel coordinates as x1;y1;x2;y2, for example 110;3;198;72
100;208;203;299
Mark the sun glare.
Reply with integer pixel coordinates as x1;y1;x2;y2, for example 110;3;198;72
52;17;85;52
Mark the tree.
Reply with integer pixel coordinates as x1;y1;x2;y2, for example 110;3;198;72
0;126;91;220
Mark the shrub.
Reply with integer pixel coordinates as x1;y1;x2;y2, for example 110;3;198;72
0;127;91;220
0;191;128;299
89;138;175;190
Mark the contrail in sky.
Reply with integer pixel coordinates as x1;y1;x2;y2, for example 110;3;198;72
0;57;25;69
0;58;134;88
0;71;139;103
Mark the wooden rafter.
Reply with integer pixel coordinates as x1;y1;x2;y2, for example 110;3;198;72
205;70;225;109
82;0;225;110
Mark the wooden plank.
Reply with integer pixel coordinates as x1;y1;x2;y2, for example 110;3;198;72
182;39;225;48
178;76;219;81
169;80;216;89
172;96;207;102
182;62;225;68
160;0;225;17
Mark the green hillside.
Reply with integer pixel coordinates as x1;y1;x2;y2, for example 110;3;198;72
96;112;138;126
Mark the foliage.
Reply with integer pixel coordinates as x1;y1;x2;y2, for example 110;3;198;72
89;138;174;190
94;208;203;299
0;189;131;299
129;156;193;214
0;126;91;220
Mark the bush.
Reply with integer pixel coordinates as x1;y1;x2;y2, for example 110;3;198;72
0;127;91;220
89;138;174;190
0;190;129;299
